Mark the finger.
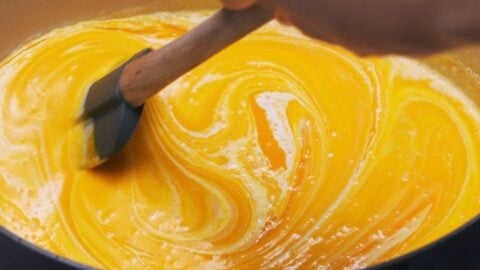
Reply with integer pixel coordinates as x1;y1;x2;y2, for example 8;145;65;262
220;0;256;9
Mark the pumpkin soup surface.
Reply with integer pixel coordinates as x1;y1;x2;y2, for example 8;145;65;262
0;11;480;269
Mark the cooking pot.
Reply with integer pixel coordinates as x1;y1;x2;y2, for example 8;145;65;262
0;0;479;269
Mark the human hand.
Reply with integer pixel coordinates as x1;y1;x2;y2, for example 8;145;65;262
221;0;480;55
220;0;256;9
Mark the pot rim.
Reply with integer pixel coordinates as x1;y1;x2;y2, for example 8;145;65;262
1;213;480;269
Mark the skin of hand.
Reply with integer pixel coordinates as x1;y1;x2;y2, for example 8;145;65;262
221;0;480;55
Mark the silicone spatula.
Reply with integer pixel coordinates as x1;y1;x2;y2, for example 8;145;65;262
80;5;273;168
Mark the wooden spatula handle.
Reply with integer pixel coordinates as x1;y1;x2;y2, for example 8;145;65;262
119;5;273;107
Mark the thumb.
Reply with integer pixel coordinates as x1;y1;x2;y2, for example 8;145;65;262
220;0;256;9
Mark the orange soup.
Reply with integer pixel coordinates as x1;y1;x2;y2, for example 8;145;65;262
0;11;479;269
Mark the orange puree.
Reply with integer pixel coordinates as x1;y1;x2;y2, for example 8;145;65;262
0;11;480;269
